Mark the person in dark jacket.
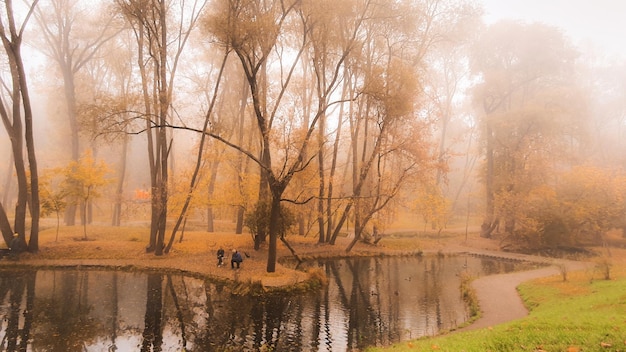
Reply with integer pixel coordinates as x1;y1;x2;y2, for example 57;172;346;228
217;248;225;267
231;249;243;269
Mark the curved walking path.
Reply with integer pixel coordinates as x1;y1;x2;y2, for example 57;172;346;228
456;249;593;332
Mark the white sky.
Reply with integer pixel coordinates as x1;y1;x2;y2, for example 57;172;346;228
480;0;626;60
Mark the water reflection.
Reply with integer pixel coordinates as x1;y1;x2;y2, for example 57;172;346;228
0;255;539;351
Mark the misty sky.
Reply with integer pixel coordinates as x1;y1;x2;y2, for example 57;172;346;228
481;0;625;59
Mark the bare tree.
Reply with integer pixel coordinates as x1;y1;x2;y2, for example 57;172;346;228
34;0;120;226
78;32;138;227
0;0;41;251
204;0;312;270
116;0;207;255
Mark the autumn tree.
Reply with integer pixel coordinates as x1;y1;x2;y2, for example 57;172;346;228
324;0;477;249
0;0;41;251
302;0;364;244
582;63;626;237
34;0;120;226
116;0;207;255
421;3;480;225
57;150;112;240
508;166;626;250
39;171;66;241
203;0;310;270
471;21;586;241
76;31;141;227
164;49;231;252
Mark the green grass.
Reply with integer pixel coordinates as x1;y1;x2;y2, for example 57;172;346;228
368;274;626;352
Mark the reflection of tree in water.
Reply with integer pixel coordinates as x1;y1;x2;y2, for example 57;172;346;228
165;274;210;350
0;258;535;351
193;282;312;351
0;271;35;351
480;257;516;275
141;273;163;351
0;271;99;351
320;256;467;349
323;258;395;349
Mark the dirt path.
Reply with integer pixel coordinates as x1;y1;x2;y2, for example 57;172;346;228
456;254;592;332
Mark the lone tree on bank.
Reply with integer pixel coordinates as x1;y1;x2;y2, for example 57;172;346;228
203;0;372;272
0;0;41;251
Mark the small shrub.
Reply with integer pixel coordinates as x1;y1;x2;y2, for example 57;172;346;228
306;267;328;287
596;256;612;280
244;201;296;239
459;272;479;319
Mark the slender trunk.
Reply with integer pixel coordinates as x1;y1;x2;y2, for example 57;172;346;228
135;26;157;252
62;66;79;226
0;196;13;246
9;132;27;242
326;70;349;242
254;61;271;250
82;199;88;240
2;153;13;208
316;110;325;243
154;0;169;256
480;123;496;238
205;160;220;232
235;153;251;234
298;51;312;237
234;75;248;234
266;186;283;273
112;134;128;226
255;148;270;250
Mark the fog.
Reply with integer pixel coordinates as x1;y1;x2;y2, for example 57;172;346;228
482;0;625;60
2;0;626;251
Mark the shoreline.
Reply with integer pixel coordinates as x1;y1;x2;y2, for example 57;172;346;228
0;245;583;294
0;233;599;346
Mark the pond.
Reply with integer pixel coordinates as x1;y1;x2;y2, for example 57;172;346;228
0;254;541;351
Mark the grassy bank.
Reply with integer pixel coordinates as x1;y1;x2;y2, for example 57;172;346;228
369;269;626;352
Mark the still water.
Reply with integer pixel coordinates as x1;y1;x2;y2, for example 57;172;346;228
0;255;539;351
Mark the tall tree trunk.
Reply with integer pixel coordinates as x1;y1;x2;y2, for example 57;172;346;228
254;61;270;250
266;185;285;273
205;160;220;232
480;123;496;238
233;74;249;235
112;134;128;226
133;24;158;252
0;0;40;250
298;50;312;237
316;110;326;243
61;66;79;226
2;153;13;208
325;68;350;242
154;0;170;256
